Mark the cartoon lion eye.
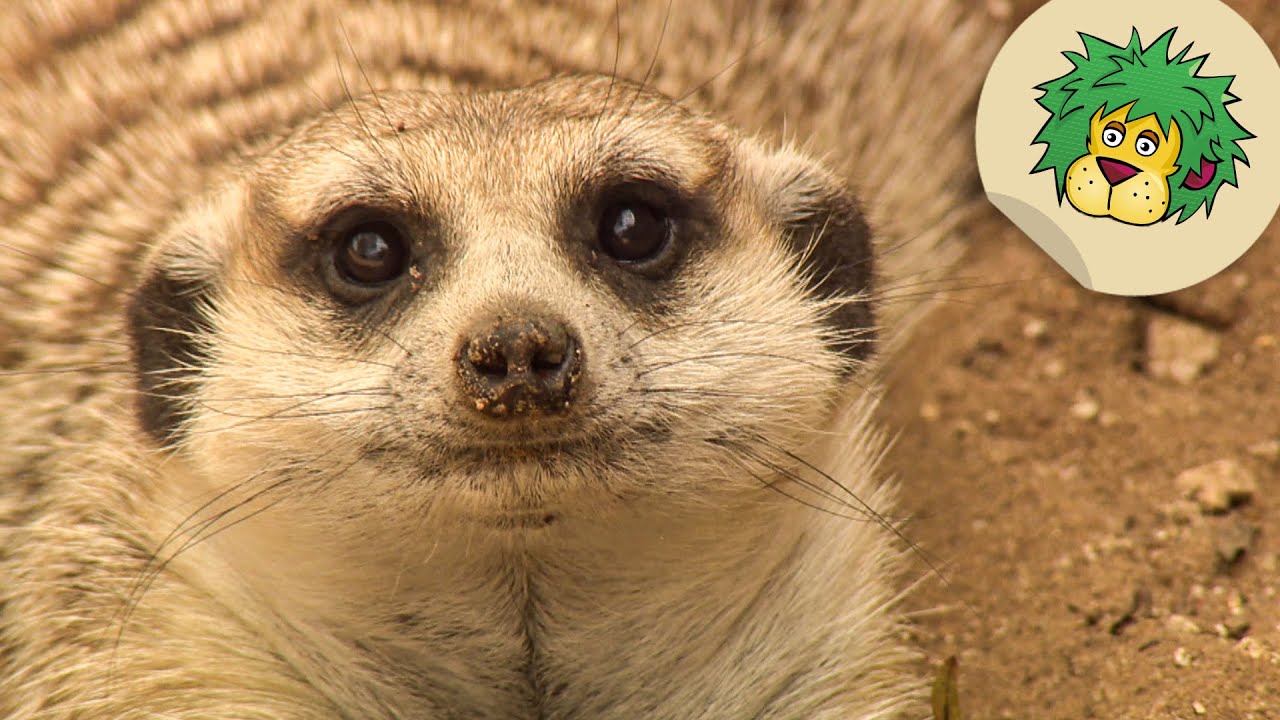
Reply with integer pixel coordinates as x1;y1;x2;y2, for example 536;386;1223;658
1135;131;1159;157
1101;122;1125;148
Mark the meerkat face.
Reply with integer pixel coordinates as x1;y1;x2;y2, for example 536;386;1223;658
127;76;875;527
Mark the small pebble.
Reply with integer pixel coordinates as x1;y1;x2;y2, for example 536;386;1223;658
1193;701;1207;715
1215;522;1260;566
1215;621;1250;640
1145;316;1221;384
986;0;1013;20
1070;394;1100;422
1174;646;1194;667
919;401;941;422
1238;637;1267;660
1227;590;1247;617
1175;459;1258;514
1246;439;1280;463
1043;358;1066;378
1022;317;1048;341
1166;614;1202;635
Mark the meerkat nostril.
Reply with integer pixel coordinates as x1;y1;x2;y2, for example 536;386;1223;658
533;347;566;372
467;340;510;377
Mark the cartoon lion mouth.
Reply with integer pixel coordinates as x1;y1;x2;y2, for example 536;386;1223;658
1182;156;1218;191
1096;157;1140;186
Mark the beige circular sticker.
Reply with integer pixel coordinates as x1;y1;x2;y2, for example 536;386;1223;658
977;0;1280;295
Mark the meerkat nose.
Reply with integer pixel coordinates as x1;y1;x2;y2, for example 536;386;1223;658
456;316;583;418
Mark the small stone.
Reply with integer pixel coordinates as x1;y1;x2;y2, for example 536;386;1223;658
919;401;941;422
1175;459;1258;514
1238;637;1267;660
1193;701;1207;715
1256;334;1277;350
1215;521;1260;566
986;0;1013;20
1166;614;1202;635
1146;316;1221;384
1227;591;1247;617
1043;358;1066;378
982;409;1001;426
1081;542;1099;563
1098;411;1121;428
1070;394;1100;422
1215;621;1250;640
1174;646;1194;667
1247;439;1280;463
1022;318;1049;341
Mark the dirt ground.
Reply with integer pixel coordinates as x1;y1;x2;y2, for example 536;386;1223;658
887;3;1280;717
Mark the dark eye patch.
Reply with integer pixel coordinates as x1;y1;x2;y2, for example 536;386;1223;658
268;201;438;318
777;191;876;364
556;173;718;314
127;267;215;448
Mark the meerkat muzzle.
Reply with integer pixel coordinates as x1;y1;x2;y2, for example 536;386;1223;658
456;316;583;418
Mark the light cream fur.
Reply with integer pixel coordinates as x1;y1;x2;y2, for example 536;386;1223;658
0;2;1008;718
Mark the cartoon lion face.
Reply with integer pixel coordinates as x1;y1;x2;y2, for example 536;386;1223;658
1065;102;1182;225
1032;27;1252;225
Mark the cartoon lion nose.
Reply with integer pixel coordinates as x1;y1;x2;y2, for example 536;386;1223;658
456;317;582;418
1097;157;1140;187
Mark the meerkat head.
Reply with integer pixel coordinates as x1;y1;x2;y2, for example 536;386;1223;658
127;75;876;530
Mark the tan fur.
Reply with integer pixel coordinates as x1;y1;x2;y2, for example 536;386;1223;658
0;2;1006;718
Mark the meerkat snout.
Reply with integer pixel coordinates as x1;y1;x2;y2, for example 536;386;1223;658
456;316;583;418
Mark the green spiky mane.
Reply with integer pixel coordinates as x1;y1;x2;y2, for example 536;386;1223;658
1031;27;1253;223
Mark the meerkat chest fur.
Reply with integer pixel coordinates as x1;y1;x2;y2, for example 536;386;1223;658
1;2;1000;718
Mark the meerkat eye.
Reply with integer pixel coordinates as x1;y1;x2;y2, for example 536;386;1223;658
334;221;409;285
598;200;673;263
1135;131;1159;157
1101;122;1125;148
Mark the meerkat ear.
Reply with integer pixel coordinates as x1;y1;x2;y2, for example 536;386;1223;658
741;143;877;362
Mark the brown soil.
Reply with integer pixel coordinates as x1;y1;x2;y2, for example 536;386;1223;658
887;4;1280;717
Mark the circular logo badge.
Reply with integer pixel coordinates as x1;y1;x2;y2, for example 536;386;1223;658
977;0;1280;295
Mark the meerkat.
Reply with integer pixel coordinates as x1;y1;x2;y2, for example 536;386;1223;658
0;1;1002;718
